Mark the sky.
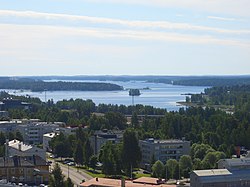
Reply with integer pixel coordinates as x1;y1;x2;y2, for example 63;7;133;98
0;0;250;76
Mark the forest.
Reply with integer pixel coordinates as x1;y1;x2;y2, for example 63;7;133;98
0;78;123;92
190;84;250;111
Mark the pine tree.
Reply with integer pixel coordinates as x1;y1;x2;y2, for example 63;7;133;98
74;141;84;166
121;129;141;176
49;163;65;187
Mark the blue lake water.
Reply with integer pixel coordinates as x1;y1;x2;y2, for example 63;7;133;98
2;81;206;111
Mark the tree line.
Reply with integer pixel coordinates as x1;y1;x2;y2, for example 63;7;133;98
0;80;123;92
190;84;250;111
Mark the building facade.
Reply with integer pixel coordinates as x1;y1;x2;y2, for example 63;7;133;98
139;138;190;168
17;122;60;144
0;155;49;185
0;119;64;145
90;130;123;155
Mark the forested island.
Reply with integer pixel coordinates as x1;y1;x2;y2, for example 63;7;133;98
179;84;250;113
0;77;123;92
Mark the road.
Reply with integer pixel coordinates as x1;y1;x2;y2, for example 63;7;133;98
51;160;93;187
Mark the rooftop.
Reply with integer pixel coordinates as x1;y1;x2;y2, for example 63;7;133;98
193;169;232;177
8;139;33;152
43;132;58;138
218;158;250;167
81;177;176;187
141;138;189;144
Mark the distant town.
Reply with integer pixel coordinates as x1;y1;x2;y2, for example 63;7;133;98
0;76;249;187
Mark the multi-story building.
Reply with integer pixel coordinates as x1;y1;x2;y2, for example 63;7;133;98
90;130;123;155
0;119;64;145
139;138;190;168
17;122;60;144
0;120;21;134
7;139;46;160
0;155;49;185
58;126;78;136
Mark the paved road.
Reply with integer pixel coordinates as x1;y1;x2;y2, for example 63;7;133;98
51;160;93;187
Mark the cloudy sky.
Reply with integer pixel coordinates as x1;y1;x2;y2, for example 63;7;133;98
0;0;250;76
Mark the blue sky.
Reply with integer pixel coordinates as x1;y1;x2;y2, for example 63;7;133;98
0;0;250;76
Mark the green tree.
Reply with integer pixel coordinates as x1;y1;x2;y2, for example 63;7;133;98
152;160;164;178
0;132;6;145
100;141;117;175
15;131;23;142
8;132;15;140
193;158;202;170
84;139;93;168
50;133;71;159
121;129;141;176
89;155;98;171
179;155;193;178
65;177;74;187
202;151;226;169
166;159;179;179
49;163;65;187
131;112;139;128
74;140;84;166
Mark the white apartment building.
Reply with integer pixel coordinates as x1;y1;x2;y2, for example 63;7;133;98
139;138;190;168
17;122;61;144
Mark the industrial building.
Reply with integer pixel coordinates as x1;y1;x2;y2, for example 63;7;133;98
190;158;250;187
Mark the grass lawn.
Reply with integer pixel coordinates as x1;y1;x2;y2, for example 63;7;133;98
84;170;106;178
134;172;151;178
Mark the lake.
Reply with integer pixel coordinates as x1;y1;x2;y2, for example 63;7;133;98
2;80;206;111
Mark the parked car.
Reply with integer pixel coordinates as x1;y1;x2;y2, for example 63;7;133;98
67;162;75;166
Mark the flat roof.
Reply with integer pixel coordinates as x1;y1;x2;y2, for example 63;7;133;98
43;132;57;138
133;177;165;185
141;139;189;144
193;169;232;177
219;158;250;166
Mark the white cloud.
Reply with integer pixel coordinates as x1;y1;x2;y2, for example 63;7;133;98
0;23;249;48
207;16;238;22
0;10;249;35
85;0;250;17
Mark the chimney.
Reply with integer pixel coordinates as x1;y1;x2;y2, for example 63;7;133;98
236;146;241;158
121;178;125;187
